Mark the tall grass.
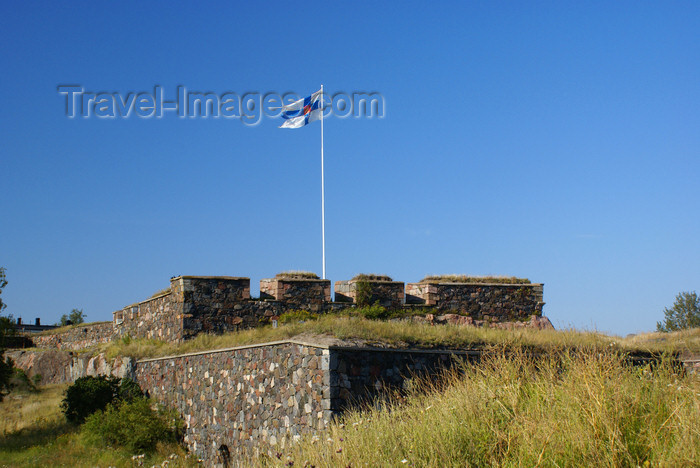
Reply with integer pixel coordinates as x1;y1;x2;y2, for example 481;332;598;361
98;316;700;360
259;349;700;467
0;384;198;467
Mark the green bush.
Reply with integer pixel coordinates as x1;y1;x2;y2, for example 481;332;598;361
62;376;143;424
82;397;183;452
279;309;317;324
9;368;37;393
357;303;390;320
355;280;373;307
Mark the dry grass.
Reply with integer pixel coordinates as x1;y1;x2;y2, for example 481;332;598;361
257;350;700;467
274;271;320;280
420;274;531;284
96;316;700;361
0;384;198;467
352;273;394;282
0;384;65;436
150;288;172;297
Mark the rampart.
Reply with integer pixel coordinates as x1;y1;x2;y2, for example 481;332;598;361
406;282;544;321
132;340;475;461
26;274;547;349
30;321;114;350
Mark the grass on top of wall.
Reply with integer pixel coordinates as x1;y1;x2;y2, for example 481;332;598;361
97;315;700;360
420;274;532;284
253;349;700;468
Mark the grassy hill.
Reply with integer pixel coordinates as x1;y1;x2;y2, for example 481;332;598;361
95;315;700;360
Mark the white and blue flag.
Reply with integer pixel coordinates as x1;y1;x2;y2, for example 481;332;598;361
279;89;322;128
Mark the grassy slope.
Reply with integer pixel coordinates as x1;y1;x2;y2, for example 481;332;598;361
95;316;700;361
257;350;700;467
0;385;197;468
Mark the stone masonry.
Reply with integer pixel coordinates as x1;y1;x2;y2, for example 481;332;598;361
134;341;330;461
31;321;114;350
260;278;331;311
405;282;545;321
334;279;405;308
132;339;484;461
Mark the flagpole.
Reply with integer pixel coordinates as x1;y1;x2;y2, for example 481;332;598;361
321;85;326;280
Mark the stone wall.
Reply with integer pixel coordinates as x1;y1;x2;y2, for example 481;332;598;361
7;349;134;385
334;280;405;308
260;278;331;311
28;275;547;348
134;341;330;461
405;282;544;321
113;292;179;341
328;346;478;412
32;322;114;350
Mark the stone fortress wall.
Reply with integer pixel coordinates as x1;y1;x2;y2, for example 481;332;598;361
108;274;546;344
18;273;548;462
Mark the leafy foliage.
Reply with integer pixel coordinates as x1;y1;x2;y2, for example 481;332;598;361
657;291;700;332
59;308;86;326
355;280;373;307
0;268;14;402
9;368;38;393
279;309;318;323
61;375;143;424
0;267;7;313
356;303;390;320
0;354;12;402
82;397;183;453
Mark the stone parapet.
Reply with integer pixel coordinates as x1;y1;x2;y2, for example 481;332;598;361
32;321;114;350
113;292;181;341
334;279;405;309
260;278;331;311
405;282;544;321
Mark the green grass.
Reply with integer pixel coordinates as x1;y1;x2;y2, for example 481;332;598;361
256;349;700;467
420;274;532;284
0;384;199;467
96;315;700;361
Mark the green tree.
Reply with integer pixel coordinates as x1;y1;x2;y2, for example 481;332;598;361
0;267;14;401
657;291;700;332
0;267;7;313
59;308;86;326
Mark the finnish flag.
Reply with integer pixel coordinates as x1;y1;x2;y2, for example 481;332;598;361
279;89;322;128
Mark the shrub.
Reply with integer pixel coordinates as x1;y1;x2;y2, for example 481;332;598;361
279;309;317;324
82;397;183;452
357;303;390;320
62;375;143;424
9;368;37;393
355;281;373;307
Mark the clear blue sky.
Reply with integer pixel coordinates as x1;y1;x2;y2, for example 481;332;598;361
1;2;698;335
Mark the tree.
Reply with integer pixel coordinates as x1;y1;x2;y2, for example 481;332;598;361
59;308;86;326
0;267;6;313
657;291;700;332
0;267;13;401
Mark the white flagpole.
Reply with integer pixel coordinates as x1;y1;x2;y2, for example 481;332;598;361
321;85;326;280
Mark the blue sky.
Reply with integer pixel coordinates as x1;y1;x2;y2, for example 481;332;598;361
1;2;698;335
